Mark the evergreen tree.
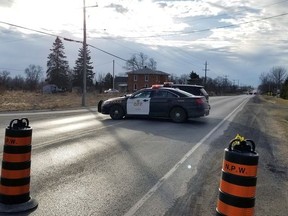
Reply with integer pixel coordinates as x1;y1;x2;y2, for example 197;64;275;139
72;45;94;91
46;37;70;89
103;73;113;89
188;71;200;85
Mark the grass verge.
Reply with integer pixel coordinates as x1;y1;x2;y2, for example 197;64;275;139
0;91;119;112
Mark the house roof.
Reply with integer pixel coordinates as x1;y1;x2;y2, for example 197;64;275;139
114;76;128;83
126;68;169;75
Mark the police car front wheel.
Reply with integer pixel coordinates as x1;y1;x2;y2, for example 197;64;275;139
109;105;124;120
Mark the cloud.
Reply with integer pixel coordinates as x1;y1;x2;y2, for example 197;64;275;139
1;0;288;87
105;3;129;14
0;0;14;7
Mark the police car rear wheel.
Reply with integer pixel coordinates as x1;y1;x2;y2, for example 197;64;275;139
109;105;124;120
170;107;187;123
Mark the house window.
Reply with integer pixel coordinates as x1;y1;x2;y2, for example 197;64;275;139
134;83;137;91
145;84;148;88
134;75;137;81
145;75;149;82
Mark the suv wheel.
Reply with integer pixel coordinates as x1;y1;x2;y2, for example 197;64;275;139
170;107;187;123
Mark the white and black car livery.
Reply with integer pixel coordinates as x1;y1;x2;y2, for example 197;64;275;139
98;86;210;123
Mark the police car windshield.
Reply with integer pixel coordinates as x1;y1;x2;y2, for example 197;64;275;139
132;90;152;98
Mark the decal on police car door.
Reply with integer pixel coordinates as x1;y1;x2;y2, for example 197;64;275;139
127;98;150;115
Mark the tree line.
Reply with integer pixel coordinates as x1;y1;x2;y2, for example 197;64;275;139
258;66;288;99
0;36;287;98
0;37;105;92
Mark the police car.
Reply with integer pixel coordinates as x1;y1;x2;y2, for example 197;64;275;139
98;86;210;123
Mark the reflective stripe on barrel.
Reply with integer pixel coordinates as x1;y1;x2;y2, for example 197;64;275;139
222;160;257;177
0;183;30;195
5;136;32;146
220;171;257;198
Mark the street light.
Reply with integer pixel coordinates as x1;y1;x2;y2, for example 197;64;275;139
82;0;97;107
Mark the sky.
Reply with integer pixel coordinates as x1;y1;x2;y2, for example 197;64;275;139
1;0;288;87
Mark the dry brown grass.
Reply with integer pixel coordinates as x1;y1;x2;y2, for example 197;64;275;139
262;95;288;106
261;95;288;143
261;95;288;123
0;91;120;112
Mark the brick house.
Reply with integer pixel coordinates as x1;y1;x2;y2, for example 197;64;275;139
126;68;169;92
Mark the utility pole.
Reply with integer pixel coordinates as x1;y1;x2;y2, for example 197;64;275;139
203;61;209;87
82;0;87;107
82;1;98;106
112;60;115;90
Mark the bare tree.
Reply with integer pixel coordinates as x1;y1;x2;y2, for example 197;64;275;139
124;52;157;71
0;70;11;90
147;58;157;70
25;64;43;90
179;74;189;84
270;66;287;90
11;75;25;90
96;72;105;93
0;70;10;82
259;72;274;93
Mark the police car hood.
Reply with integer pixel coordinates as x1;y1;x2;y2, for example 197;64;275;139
105;95;129;102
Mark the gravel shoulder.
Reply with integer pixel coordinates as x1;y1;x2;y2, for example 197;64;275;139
165;95;288;216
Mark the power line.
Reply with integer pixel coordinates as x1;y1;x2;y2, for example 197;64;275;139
184;0;288;24
1;10;287;47
88;44;127;62
183;12;288;35
117;12;288;39
0;67;24;72
0;20;128;62
0;21;59;38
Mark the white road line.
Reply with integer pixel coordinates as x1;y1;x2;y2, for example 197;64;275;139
124;97;249;216
0;108;97;117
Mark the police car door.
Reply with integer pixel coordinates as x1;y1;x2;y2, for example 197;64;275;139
127;90;151;115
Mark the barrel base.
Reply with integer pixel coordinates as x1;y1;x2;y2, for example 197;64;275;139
0;197;38;214
216;209;225;216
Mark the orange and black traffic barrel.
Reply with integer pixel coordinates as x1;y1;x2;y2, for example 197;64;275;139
0;118;38;213
216;135;259;216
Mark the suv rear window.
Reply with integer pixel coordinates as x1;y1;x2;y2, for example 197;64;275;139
175;85;202;95
173;85;207;95
166;84;209;102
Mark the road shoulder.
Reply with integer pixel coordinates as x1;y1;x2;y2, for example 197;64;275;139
165;95;288;215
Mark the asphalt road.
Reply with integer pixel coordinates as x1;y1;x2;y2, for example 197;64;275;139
0;95;251;216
